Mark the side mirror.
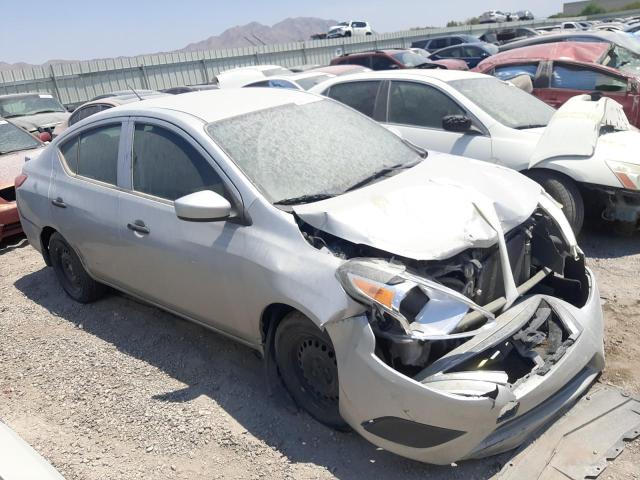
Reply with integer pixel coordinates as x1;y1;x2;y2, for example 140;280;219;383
174;190;231;222
442;115;472;133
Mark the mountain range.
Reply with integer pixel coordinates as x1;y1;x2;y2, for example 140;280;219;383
0;17;337;71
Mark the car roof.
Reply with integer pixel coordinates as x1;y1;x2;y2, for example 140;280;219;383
310;65;371;75
77;93;167;109
316;69;487;86
426;34;478;41
478;41;610;70
105;88;322;124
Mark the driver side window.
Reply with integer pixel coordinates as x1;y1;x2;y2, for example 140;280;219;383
388;81;465;129
132;123;227;201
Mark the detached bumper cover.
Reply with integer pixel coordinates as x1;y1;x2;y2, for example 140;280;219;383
326;269;604;465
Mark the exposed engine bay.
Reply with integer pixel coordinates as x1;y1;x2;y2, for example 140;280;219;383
297;207;589;383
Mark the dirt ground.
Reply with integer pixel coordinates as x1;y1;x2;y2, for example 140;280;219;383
1;227;639;480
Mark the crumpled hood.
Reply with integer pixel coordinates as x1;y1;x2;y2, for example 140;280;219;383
9;112;70;133
0;148;43;190
530;95;631;167
294;152;542;261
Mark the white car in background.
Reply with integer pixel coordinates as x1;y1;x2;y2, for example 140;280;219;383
310;70;640;234
213;65;292;88
241;71;337;90
327;21;372;38
479;11;508;24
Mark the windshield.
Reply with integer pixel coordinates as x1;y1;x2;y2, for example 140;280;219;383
605;45;640;75
0;94;66;118
295;74;333;90
392;51;431;67
206;99;419;204
450;77;555;129
0;120;42;155
338;22;349;26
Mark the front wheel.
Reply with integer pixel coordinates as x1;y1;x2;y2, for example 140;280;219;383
527;170;585;235
49;232;106;303
275;311;348;430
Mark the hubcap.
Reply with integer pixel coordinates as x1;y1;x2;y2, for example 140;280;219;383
297;338;338;401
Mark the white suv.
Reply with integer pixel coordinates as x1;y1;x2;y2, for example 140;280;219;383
327;21;372;38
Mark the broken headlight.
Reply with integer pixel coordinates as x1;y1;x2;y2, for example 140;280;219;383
606;160;640;190
336;258;496;340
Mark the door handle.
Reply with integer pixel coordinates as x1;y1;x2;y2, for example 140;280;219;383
51;197;66;208
127;220;150;235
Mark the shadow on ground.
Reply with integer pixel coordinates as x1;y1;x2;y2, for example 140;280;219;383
14;266;505;480
580;223;640;260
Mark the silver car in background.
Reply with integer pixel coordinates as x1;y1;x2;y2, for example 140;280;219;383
15;89;604;464
0;93;70;134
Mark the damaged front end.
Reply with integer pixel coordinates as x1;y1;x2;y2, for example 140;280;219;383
303;195;605;464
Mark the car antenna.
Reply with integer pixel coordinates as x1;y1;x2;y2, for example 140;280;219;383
126;84;143;101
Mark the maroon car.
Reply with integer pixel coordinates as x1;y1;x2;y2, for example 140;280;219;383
474;41;640;126
331;49;469;71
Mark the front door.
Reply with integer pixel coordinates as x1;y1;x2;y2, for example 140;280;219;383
382;80;493;161
115;119;251;339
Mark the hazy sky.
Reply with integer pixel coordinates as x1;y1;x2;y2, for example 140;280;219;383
1;0;565;64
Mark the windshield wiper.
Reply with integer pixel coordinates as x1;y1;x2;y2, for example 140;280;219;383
31;109;62;115
414;62;439;69
345;159;423;193
2;113;22;119
515;124;548;130
274;193;338;206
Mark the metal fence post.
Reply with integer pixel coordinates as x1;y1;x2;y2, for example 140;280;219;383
200;59;208;83
49;65;63;102
139;64;150;89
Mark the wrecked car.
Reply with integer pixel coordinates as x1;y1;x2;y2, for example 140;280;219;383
0;93;70;135
310;70;640;234
0;118;44;241
16;89;604;464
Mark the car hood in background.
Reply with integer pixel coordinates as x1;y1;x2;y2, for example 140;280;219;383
530;95;632;167
0;420;65;479
0;148;43;190
294;152;542;261
9;111;70;133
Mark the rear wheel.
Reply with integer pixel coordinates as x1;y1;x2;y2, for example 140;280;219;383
49;232;106;303
274;311;348;430
527;170;585;235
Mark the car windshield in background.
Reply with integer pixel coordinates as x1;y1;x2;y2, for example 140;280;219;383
263;67;292;77
0;120;41;155
450;77;555;129
606;45;640;75
0;95;66;118
295;74;334;90
206;99;419;204
392;51;430;67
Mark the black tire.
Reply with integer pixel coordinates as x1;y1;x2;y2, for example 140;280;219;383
49;232;106;303
344;31;352;37
274;311;348;430
527;170;585;235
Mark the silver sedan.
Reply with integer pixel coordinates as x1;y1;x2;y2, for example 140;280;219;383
15;89;604;464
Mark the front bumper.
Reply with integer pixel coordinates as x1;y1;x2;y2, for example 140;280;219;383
583;183;640;228
325;269;604;465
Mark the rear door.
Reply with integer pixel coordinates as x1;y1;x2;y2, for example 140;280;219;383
382;80;492;159
544;62;632;112
50;120;127;283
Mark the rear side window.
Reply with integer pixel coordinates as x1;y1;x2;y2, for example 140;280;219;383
77;125;120;184
388;81;465;129
60;124;120;183
450;37;464;46
494;63;539;80
371;55;396;70
429;38;448;50
551;64;628;92
352;22;367;28
132;124;226;201
327;81;381;117
443;47;462;58
340;56;371;68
